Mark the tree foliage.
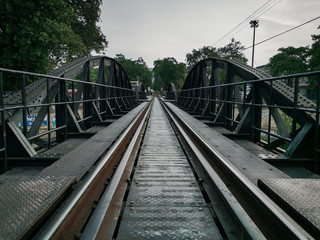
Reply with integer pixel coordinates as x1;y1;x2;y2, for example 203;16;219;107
307;27;320;92
267;26;320;93
115;54;152;88
185;38;247;69
67;0;107;54
186;46;218;70
309;29;320;72
217;38;247;64
268;46;309;76
0;0;107;75
153;57;186;91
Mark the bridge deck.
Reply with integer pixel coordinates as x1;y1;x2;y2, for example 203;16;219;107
165;101;289;185
1;98;320;238
0;103;147;239
0;176;75;240
117;98;222;239
38;102;147;180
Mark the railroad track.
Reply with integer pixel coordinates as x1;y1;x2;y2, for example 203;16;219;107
28;97;316;239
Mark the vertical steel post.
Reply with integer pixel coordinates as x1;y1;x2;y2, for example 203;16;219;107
251;83;256;142
223;86;227;128
0;72;7;172
232;85;235;131
292;77;299;138
315;77;320;173
267;80;274;146
46;78;51;149
243;83;247;114
56;78;67;142
72;81;75;111
21;74;28;137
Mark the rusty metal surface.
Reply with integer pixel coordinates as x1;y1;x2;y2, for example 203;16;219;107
117;98;222;239
0;176;75;240
259;178;320;237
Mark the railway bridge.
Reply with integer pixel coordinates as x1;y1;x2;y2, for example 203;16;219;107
1;56;320;239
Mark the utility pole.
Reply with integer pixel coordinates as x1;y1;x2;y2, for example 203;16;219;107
250;20;259;68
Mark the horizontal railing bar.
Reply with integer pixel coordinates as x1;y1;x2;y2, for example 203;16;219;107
252;126;292;142
27;125;67;141
179;70;320;92
0;67;134;91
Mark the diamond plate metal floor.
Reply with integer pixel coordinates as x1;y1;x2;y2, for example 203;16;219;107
0;176;75;239
117;98;222;239
258;178;320;237
164;101;289;185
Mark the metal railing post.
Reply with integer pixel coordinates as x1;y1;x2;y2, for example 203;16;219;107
292;77;299;138
251;83;256;142
0;72;7;172
46;78;51;149
21;74;28;137
267;79;273;146
315;77;320;173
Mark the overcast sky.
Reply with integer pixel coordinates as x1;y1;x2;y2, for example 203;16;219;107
98;0;320;68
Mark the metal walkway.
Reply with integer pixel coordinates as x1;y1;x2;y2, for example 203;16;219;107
117;98;222;239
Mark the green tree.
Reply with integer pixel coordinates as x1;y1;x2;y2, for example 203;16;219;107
268;46;309;77
115;54;152;88
309;27;320;71
68;0;107;54
217;38;247;63
307;26;320;93
186;46;218;69
185;38;247;69
153;57;186;91
0;0;107;76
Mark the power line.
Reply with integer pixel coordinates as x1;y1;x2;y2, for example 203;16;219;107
255;0;281;18
213;0;273;47
213;0;281;47
244;16;320;50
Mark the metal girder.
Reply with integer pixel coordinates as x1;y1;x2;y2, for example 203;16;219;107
178;57;318;160
28;81;59;139
0;56;136;163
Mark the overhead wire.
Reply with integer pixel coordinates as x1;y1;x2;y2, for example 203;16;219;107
244;16;320;50
225;0;281;44
213;0;273;47
255;0;281;18
213;0;280;47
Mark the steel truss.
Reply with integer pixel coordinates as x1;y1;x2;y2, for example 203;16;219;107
177;58;320;172
0;56;138;172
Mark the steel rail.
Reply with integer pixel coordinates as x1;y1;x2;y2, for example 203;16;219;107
35;100;152;240
80;99;153;239
160;99;265;239
160;99;313;239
